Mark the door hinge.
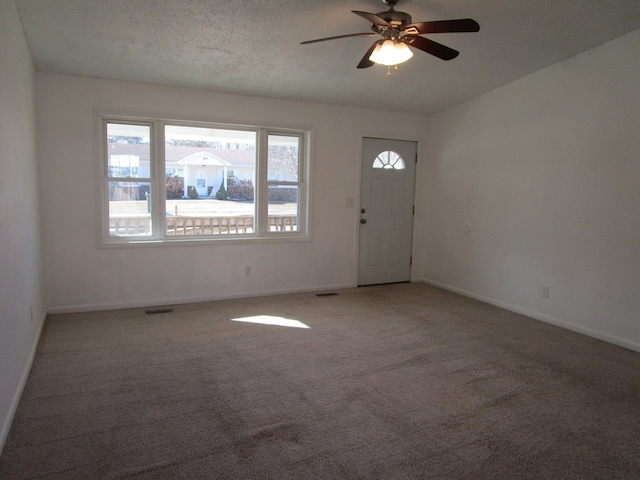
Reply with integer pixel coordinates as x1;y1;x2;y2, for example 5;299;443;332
410;256;413;265
412;206;415;215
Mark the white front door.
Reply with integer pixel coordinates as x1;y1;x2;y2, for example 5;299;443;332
358;138;416;286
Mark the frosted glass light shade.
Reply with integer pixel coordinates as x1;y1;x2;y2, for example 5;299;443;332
369;40;413;66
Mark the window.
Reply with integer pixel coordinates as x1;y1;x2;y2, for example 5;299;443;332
267;134;301;232
105;123;153;237
102;117;308;244
372;150;405;170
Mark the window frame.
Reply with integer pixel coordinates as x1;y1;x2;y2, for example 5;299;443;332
99;115;310;246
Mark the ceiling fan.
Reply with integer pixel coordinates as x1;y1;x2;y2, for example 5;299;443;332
301;0;480;71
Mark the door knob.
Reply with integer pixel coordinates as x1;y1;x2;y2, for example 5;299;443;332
360;218;367;224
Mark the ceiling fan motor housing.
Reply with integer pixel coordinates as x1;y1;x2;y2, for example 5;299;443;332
379;0;411;27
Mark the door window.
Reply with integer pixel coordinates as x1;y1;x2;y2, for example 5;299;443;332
372;150;405;170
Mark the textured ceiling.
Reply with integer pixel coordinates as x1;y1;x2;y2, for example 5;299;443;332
13;0;640;116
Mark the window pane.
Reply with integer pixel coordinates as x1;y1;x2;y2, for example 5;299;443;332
108;181;152;237
164;125;256;236
268;186;298;232
268;134;299;182
107;124;150;178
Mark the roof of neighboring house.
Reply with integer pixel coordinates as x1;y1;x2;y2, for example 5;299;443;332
108;144;255;167
177;151;230;166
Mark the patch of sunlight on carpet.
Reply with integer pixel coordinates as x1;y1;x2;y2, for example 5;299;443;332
232;315;310;329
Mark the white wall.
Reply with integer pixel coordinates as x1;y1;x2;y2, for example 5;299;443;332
0;0;45;452
419;29;640;351
36;72;427;312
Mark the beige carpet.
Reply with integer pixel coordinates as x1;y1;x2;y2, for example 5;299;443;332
1;283;639;479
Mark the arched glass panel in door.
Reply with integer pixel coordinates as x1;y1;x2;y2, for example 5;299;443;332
372;150;405;170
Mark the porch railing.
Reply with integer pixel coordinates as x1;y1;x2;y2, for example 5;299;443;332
109;215;297;236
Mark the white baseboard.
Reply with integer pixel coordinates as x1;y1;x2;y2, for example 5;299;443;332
45;282;357;315
422;279;640;354
0;313;46;455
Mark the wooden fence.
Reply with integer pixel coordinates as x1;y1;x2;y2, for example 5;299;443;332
109;215;297;236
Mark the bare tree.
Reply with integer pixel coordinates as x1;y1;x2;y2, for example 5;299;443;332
268;145;299;180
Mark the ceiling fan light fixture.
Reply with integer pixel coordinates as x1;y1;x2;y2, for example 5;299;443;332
369;39;413;65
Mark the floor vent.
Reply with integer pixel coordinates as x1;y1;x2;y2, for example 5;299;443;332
316;293;338;297
145;308;173;315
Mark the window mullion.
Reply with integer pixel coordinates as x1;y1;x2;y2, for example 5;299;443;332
151;121;165;239
298;133;307;234
256;129;269;235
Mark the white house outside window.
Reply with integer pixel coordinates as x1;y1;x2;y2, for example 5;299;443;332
101;117;309;244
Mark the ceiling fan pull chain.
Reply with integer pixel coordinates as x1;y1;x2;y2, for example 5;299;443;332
385;64;400;76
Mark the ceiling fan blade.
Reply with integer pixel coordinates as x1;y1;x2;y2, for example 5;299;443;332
352;10;391;29
402;18;480;34
357;41;381;69
301;32;378;45
403;36;459;60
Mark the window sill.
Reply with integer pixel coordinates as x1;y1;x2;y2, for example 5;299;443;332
99;233;311;249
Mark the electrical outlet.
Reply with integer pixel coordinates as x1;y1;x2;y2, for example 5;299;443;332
542;285;550;298
244;265;252;277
